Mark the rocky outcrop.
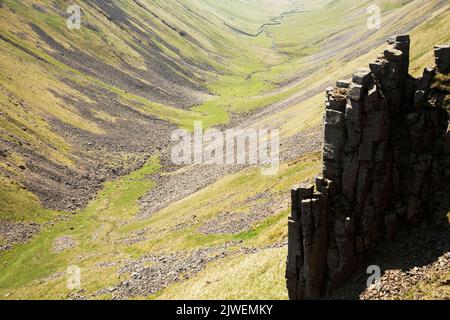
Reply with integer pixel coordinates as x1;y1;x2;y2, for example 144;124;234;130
286;35;450;299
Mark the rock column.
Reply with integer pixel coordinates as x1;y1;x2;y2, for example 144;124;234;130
287;35;449;299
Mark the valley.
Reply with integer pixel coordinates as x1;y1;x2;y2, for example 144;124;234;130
0;0;449;300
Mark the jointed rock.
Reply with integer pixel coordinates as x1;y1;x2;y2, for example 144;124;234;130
286;35;450;299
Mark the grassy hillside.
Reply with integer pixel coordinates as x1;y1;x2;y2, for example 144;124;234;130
0;0;449;299
0;0;299;224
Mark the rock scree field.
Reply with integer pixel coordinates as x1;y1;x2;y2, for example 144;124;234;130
0;0;449;300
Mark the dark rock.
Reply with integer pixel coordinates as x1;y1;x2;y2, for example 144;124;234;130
324;124;345;147
369;61;387;76
342;155;359;199
323;143;341;161
352;69;371;86
420;67;436;89
325;110;344;128
348;84;363;101
384;47;403;61
323;159;341;186
385;211;399;240
32;4;47;13
434;45;450;73
345;101;361;123
327;97;346;112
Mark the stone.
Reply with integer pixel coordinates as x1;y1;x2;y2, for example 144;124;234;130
324;124;345;147
421;67;436;89
367;84;379;104
327;248;340;270
287;36;449;300
388;35;410;45
434;45;450;73
287;219;302;267
345;122;361;150
327;98;346;112
291;187;300;220
325;110;344;128
393;34;410;42
348;84;363;101
414;90;425;106
326;87;334;100
336;80;350;88
315;177;333;195
385;79;398;89
323;159;341;184
407;196;423;223
298;184;315;199
300;196;328;299
387;61;400;81
342;155;359;199
286;218;302;299
345;100;361;121
384;47;403;61
445;125;450;155
291;184;315;221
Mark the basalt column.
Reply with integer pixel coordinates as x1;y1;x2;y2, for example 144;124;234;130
286;35;450;300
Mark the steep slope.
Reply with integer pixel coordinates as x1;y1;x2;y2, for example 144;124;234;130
0;0;298;230
0;0;449;300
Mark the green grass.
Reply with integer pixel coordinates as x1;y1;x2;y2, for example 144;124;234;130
0;156;160;297
1;0;449;300
0;153;320;299
0;176;61;224
0;0;303;136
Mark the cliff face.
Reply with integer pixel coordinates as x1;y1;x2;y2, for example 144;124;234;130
286;35;450;299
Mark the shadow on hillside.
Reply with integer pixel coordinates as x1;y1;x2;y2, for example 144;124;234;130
329;189;450;300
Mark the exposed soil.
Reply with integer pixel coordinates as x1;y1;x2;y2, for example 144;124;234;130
29;3;209;109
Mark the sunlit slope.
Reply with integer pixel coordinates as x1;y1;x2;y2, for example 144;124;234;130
253;1;450;139
0;0;296;220
0;0;449;300
0;152;321;299
203;0;449;116
249;0;448;87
